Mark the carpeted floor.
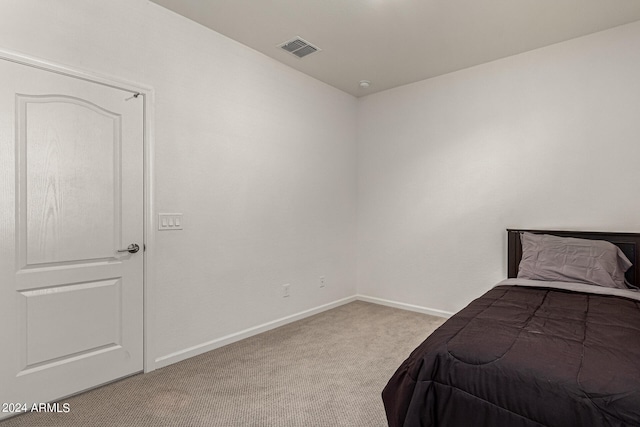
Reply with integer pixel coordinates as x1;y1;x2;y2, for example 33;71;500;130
0;301;446;427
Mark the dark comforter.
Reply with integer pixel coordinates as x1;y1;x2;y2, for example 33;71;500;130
382;281;640;427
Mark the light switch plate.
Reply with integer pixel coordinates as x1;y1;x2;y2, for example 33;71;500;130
158;213;183;230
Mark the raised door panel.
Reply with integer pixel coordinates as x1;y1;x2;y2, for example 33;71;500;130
21;279;122;371
18;96;121;267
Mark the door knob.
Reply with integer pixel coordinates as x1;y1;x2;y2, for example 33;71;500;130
117;243;140;254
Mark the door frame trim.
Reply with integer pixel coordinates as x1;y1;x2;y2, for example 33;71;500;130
0;47;158;373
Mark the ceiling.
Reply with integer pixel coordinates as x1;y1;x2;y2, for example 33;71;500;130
150;0;640;97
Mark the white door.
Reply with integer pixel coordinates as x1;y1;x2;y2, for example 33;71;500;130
0;58;144;416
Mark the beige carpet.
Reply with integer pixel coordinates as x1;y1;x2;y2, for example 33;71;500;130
0;301;446;427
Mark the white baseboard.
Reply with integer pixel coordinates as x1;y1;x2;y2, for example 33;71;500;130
154;294;452;370
154;295;357;369
355;294;454;318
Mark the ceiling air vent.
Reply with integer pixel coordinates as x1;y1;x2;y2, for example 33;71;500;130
278;37;321;59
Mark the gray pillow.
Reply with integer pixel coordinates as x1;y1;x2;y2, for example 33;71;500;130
517;232;632;289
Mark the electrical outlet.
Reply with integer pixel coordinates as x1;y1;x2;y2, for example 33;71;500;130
282;284;290;298
319;276;326;288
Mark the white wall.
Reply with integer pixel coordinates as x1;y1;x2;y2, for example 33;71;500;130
0;0;357;366
357;21;640;314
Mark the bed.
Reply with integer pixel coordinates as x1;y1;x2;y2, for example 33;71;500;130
382;229;640;427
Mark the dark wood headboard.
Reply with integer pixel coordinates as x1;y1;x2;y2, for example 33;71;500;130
507;229;640;288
